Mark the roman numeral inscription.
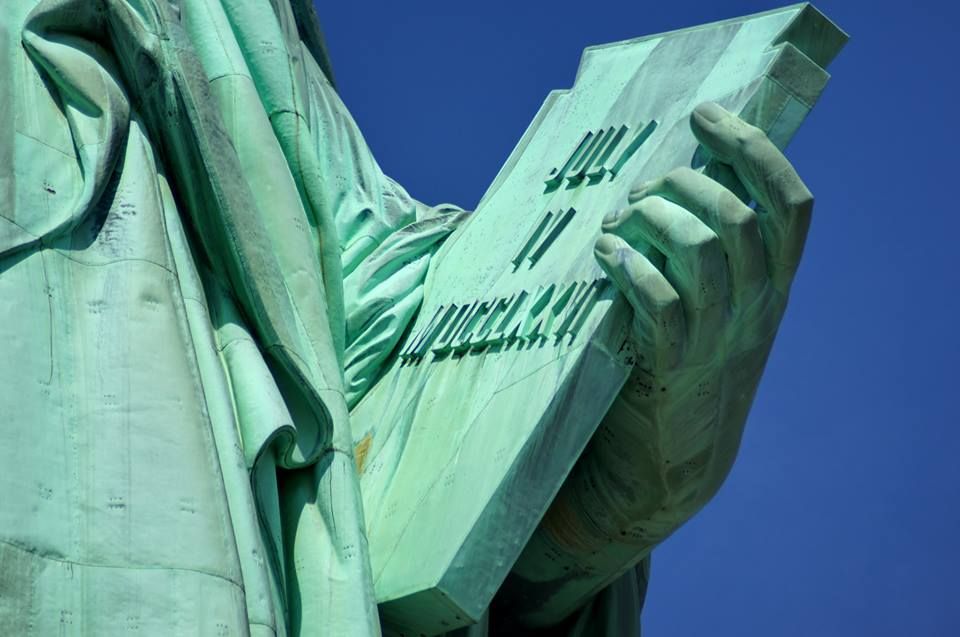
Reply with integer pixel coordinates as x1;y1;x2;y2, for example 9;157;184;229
399;278;609;363
512;208;576;270
544;120;658;193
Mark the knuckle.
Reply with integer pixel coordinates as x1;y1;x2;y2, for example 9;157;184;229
717;190;752;221
716;187;743;210
786;188;815;216
687;227;721;255
651;289;681;315
684;229;725;275
725;205;758;233
639;273;680;311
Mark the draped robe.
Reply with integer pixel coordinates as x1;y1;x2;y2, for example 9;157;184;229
1;1;646;633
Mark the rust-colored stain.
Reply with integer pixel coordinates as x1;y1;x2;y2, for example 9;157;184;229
540;492;599;556
354;433;373;474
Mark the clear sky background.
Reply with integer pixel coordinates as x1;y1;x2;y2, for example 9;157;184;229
313;1;957;635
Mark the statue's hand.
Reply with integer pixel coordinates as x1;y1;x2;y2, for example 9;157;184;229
591;101;814;545
480;103;815;628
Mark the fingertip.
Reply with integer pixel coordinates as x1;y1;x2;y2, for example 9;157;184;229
693;102;729;125
602;207;626;227
594;232;621;257
627;182;651;204
594;235;622;276
689;106;736;163
689;111;716;152
690;106;714;140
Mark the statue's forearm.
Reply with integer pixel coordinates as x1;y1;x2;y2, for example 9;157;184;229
499;343;770;627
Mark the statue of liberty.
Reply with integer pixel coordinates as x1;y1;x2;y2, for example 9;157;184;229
0;0;837;634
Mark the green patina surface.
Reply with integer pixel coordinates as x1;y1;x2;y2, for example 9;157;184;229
353;7;846;634
1;2;844;635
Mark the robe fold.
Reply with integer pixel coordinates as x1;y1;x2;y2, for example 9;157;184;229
1;1;646;633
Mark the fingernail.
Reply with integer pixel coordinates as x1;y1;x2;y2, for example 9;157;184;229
602;208;624;225
694;102;727;124
594;233;618;256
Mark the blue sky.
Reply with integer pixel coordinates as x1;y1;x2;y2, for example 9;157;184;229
314;1;958;634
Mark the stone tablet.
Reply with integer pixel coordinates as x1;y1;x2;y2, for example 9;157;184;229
350;4;846;634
